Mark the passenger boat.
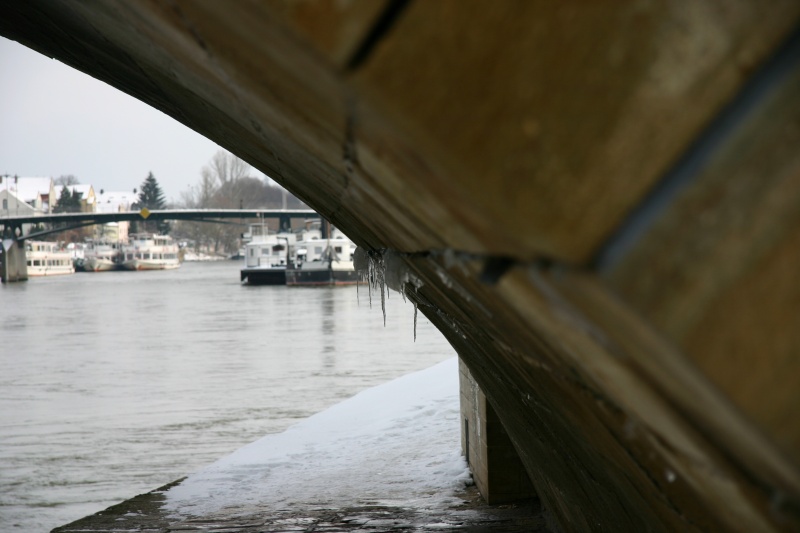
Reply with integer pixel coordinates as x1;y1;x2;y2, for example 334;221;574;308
285;228;360;286
82;240;123;272
25;241;75;277
121;234;180;271
239;223;295;285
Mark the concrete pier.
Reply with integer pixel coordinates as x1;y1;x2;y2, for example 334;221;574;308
460;361;536;505
1;239;27;282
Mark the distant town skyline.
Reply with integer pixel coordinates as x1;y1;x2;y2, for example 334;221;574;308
0;36;231;203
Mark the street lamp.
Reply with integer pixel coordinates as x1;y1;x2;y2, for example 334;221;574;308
1;174;9;217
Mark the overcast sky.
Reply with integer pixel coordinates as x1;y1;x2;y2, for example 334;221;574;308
0;36;227;203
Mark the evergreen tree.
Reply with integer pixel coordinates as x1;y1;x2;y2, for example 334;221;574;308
135;172;170;234
54;185;82;213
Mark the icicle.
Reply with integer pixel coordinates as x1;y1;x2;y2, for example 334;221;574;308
366;252;373;308
353;246;426;331
369;255;374;308
413;301;418;342
380;271;386;326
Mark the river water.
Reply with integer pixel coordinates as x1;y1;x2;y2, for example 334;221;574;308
0;261;455;532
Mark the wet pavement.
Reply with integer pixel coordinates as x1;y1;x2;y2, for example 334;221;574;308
53;482;549;532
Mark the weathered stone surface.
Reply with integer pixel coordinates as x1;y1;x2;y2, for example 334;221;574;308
352;0;800;262
53;484;545;532
460;360;535;505
606;59;800;466
4;2;800;531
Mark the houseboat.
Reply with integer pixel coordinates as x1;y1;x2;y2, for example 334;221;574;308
285;228;360;286
25;241;75;277
121;234;180;271
240;223;296;285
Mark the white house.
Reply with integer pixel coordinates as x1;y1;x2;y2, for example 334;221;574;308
0;189;39;237
0;188;36;217
4;176;56;213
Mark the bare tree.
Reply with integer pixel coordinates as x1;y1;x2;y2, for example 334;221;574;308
54;174;80;186
173;150;309;255
176;170;221;252
208;150;251;185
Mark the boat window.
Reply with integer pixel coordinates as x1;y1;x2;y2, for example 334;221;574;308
335;247;342;253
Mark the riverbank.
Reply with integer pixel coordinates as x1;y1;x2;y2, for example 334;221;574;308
52;359;548;532
1;262;456;531
52;483;544;532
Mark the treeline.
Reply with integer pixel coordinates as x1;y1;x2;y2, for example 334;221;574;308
173;150;307;253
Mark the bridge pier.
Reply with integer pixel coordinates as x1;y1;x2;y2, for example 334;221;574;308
1;238;28;283
460;359;536;504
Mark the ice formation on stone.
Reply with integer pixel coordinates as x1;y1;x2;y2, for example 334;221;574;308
354;247;425;337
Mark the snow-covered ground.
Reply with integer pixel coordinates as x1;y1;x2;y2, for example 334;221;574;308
164;357;472;519
181;251;227;261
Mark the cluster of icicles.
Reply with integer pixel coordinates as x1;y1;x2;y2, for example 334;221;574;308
354;247;424;340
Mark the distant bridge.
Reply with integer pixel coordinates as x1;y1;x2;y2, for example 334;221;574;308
1;209;320;240
0;209;320;282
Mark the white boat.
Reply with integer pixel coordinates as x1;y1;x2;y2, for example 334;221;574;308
121;234;181;271
240;223;295;285
25;241;75;277
285;226;360;286
82;240;123;272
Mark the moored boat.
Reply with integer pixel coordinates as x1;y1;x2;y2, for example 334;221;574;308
285;228;359;286
83;240;123;272
67;242;86;271
25;241;75;277
121;234;180;271
240;224;295;285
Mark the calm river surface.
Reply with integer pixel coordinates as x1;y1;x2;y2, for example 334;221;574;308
0;261;455;532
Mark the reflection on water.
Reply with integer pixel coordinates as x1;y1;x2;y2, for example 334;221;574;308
321;289;336;362
0;261;454;531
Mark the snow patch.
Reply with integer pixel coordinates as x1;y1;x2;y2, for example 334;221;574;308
164;358;470;518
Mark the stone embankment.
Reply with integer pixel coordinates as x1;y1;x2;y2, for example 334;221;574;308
53;484;547;533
